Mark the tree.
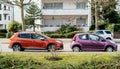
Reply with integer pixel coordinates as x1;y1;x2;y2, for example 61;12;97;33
10;0;32;31
25;2;42;32
8;21;22;32
91;0;118;30
104;11;120;24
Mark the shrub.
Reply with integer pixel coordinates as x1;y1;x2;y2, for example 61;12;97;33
47;34;65;38
6;32;14;38
114;24;120;32
47;31;83;38
0;33;6;38
90;24;95;30
58;24;78;34
0;29;7;33
8;21;22;32
65;31;82;38
106;24;114;32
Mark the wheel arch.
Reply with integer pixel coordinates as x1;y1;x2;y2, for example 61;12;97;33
12;43;22;48
47;43;56;49
72;44;81;49
105;45;114;51
106;37;112;40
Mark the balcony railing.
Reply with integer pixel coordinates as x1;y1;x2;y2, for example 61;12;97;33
42;9;90;15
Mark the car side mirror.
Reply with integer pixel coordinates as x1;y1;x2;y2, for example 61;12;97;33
40;38;45;41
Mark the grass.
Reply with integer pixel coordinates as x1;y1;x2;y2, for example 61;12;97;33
0;52;120;69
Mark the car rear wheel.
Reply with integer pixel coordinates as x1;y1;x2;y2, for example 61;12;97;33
106;47;113;52
72;46;80;52
12;44;22;51
48;44;56;52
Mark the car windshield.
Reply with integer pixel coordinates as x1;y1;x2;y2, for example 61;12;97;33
37;33;50;39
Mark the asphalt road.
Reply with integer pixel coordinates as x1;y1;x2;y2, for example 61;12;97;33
0;38;120;52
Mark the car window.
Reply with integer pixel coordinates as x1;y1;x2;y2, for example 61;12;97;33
96;31;104;34
89;35;100;41
105;31;111;34
18;33;31;39
79;34;88;40
31;34;45;40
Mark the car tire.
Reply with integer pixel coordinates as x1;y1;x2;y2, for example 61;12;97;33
12;44;22;51
106;47;113;52
48;44;56;52
72;46;80;52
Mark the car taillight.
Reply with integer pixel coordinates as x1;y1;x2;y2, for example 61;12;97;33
73;36;76;41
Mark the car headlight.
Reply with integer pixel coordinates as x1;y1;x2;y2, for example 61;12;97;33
56;40;62;44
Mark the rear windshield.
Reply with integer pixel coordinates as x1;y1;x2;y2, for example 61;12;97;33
105;31;111;34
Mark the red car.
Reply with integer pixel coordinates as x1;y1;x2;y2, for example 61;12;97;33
9;32;63;51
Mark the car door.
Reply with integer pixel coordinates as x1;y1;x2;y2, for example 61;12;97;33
18;33;33;48
88;34;106;50
78;34;92;50
31;34;47;49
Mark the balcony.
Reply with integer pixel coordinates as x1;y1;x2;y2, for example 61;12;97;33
42;9;90;15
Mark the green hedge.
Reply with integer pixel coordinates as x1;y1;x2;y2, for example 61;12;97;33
47;31;83;38
6;32;14;38
0;33;6;38
0;29;7;33
0;53;120;69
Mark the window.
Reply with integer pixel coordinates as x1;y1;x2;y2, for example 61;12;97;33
54;3;63;9
105;31;111;34
8;7;10;11
44;3;52;9
77;2;86;9
44;3;63;9
89;35;100;41
4;14;7;20
18;33;31;39
76;18;86;26
0;14;1;20
8;16;10;20
96;31;104;34
44;19;63;27
4;5;6;10
0;4;1;10
31;34;45;40
79;34;88;40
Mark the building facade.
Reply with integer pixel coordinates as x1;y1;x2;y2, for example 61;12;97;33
116;0;120;14
0;1;14;29
41;0;91;32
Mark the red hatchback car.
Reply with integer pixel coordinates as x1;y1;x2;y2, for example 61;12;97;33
9;32;63;51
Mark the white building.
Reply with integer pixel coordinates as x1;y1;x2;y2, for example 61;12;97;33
116;0;120;14
0;1;14;29
41;0;91;32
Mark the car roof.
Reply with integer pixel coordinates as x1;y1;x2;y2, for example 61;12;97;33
96;30;111;31
76;33;92;35
16;32;40;34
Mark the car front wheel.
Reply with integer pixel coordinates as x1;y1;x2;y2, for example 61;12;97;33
72;46;80;52
12;44;22;51
106;47;113;52
48;44;56;52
